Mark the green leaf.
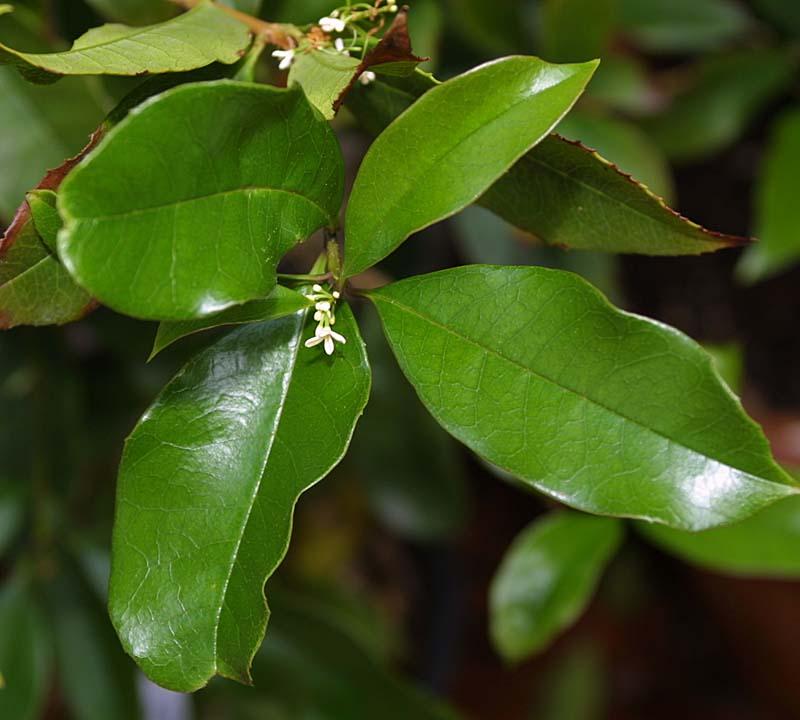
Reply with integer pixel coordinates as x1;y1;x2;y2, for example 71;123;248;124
244;589;458;720
289;50;361;120
639;496;800;578
618;0;751;53
367;265;796;531
109;305;371;691
737;109;800;282
641;50;796;163
490;512;622;662
351;308;468;542
347;72;741;256
0;202;93;329
289;10;425;120
27;189;61;252
555;111;674;203
59;81;343;321
343;56;598;278
479;135;745;254
539;0;617;62
0;578;52;720
151;284;313;358
0;2;251;83
45;563;139;720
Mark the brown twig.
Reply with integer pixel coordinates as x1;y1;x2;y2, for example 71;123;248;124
170;0;298;48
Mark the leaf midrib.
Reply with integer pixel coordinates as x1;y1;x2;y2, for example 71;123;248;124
11;4;210;61
65;186;331;224
350;63;584;245
211;312;305;672
372;292;785;489
512;138;716;246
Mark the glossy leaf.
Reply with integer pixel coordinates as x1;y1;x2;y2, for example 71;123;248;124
641;50;796;163
490;512;622;661
347;72;741;256
639;496;800;578
479;135;745;254
737;109;800;282
368;266;796;531
151;284;313;358
59;81;343;321
618;0;751;53
0;2;251;83
0;579;51;720
343;56;598;277
109;305;371;691
45;563;140;720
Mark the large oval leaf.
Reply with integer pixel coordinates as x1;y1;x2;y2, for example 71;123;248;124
343;56;598;277
638;496;800;578
59;81;343;321
367;265;796;530
0;2;251;83
109;304;370;691
490;512;622;662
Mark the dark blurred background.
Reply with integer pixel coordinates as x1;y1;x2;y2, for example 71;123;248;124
2;0;800;718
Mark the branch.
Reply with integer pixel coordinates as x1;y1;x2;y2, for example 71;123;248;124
170;0;298;48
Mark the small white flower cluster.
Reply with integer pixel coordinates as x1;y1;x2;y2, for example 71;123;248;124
304;284;346;356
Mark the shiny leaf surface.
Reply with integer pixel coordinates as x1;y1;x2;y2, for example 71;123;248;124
344;56;598;277
109;305;370;691
490;512;622;661
59;81;343;320
0;2;251;82
151;285;313;358
368;265;796;530
347;72;740;256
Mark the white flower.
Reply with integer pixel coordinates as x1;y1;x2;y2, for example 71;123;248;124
319;16;346;33
305;326;347;356
272;48;295;70
359;71;376;86
304;283;346;355
335;37;345;53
